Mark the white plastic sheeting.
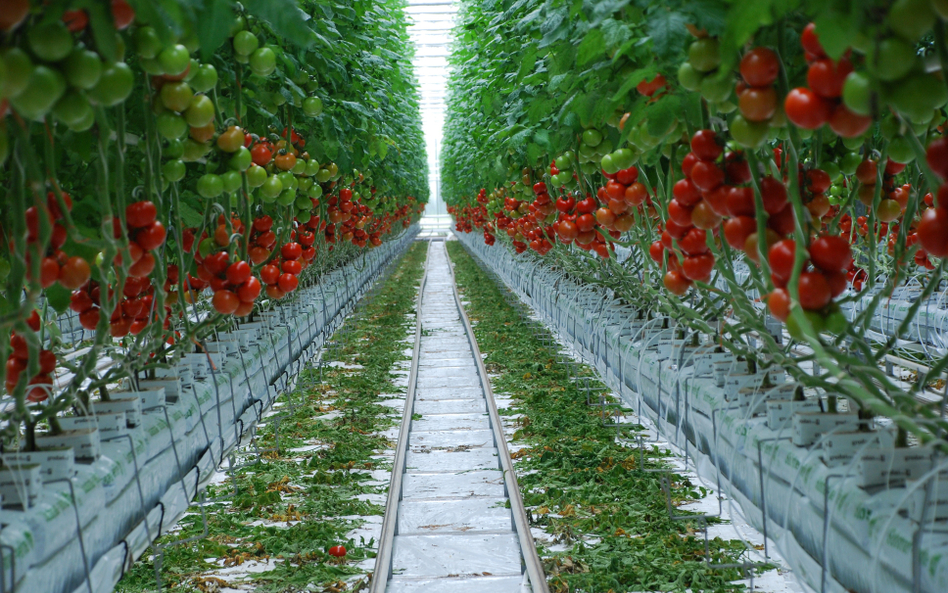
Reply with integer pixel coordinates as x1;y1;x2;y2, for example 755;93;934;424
455;232;948;593
0;228;418;593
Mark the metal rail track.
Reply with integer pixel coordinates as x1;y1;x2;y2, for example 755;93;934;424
370;238;548;593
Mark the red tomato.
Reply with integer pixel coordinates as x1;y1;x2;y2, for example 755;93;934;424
690;160;724;192
260;264;280;285
281;242;303;260
806;58;852;99
112;0;135;30
59;257;91;289
810;235;852;272
768;239;798;282
663;270;692;295
724;216;757;250
226;261;252;285
667;199;694;227
800;23;825;58
927;138;948;181
678;228;709;256
767;288;791;321
277;273;299;293
918;207;948;257
238;277;262;302
282;260;303;275
784;87;832;129
79;308;101;331
673;178;702;207
135;221;167;250
740;47;780;87
691;130;722;161
798;272;831;311
828;104;872;138
212;290;240;315
328;545;347;558
126;201;158;229
682;253;715;282
128;252;156;278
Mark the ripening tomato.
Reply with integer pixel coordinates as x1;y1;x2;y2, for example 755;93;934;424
249;246;270;264
739;87;777;122
212;290;240;315
918;207;948;257
798;271;832;311
724;216;757;250
682;253;714;282
740;47;780;87
810;235;852;272
265;285;286;299
767;288;791;321
58;256;91;289
855;159;878;185
277;273;299;293
135;221;167;250
663;270;692;295
126;201;157;229
784;87;832;129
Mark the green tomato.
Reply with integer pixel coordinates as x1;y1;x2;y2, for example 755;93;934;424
165;139;184;159
134;27;162;60
888;0;936;42
316;168;332;183
182;139;209;162
185;94;215;127
183;59;199;82
292;159;307;175
305;160;321;177
729;114;769;149
159;44;191;77
879;115;902;140
821;161;841;181
677;61;703;92
246;164;267;187
297;209;312;224
28;21;74;62
52;90;92;127
889;73;948;123
295;194;312;210
700;73;732;103
302;96;323;117
1;48;33;99
198;238;216;258
309;184;323;198
197;174;224;198
156;112;188;140
190;64;218;93
63;49;102;90
229;146;252;171
600;153;619;175
162;159;186;182
0;258;10;281
88;62;134;107
9;65;65;121
840;152;862;175
250;47;277;77
233;31;259;56
554;154;572;170
823;311;849;335
0;131;8;166
277;189;297;206
689;38;720;73
869;38;916;82
139;57;165;75
842;71;872;116
888;136;916;164
221;170;242;193
277;171;298;192
611;148;636;170
160;81;194;113
260;175;284;199
582;128;602;147
298;176;314;191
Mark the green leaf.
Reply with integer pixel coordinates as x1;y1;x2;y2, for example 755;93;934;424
45;284;72;315
83;0;119;63
645;8;689;63
577;28;606;66
198;0;237;61
243;0;314;48
646;95;679;137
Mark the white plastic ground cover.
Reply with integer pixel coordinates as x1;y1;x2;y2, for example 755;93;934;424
0;228;418;593
454;232;948;593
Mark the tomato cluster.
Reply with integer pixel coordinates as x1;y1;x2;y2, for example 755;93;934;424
25;191;91;291
5;311;54;402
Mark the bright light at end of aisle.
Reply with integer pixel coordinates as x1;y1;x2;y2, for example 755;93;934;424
406;0;457;230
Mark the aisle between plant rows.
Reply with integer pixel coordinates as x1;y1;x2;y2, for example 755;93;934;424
115;241;427;592
378;239;528;591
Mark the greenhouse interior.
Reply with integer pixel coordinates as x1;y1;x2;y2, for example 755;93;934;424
3;0;948;592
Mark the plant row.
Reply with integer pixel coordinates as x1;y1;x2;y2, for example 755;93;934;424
0;0;426;450
443;0;948;447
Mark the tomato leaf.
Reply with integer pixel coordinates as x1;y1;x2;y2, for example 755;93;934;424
197;0;236;61
577;28;606;66
242;0;314;48
645;8;689;63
